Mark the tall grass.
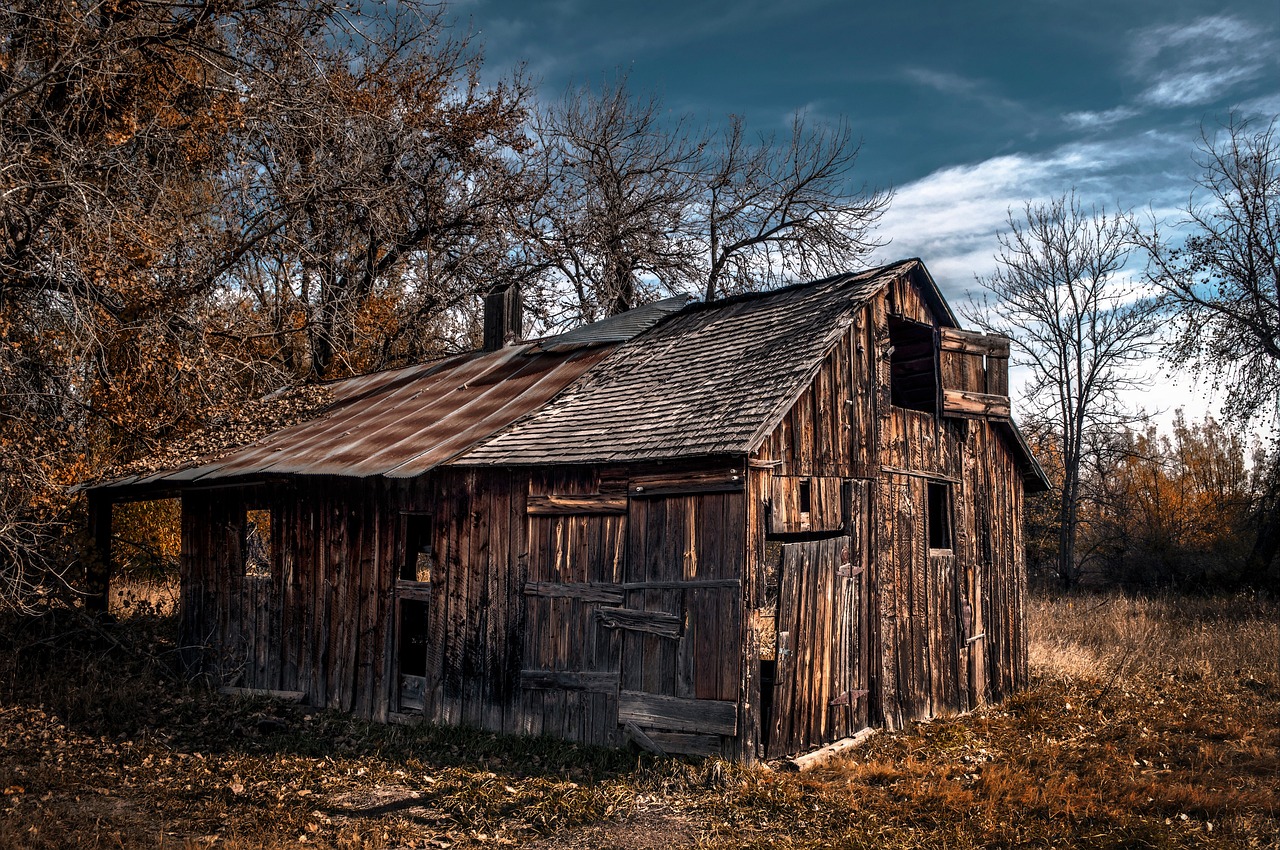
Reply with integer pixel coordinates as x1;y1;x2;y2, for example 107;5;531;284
1028;591;1279;682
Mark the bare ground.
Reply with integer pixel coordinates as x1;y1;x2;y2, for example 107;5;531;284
1;592;1276;849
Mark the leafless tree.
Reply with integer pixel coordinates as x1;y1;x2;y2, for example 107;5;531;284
524;78;702;323
220;3;534;379
702;114;890;302
968;194;1157;589
525;77;891;325
1134;115;1280;589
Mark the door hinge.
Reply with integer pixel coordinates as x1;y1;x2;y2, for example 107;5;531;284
836;563;865;578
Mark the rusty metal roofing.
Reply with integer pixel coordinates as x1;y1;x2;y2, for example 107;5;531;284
456;262;916;466
97;342;616;491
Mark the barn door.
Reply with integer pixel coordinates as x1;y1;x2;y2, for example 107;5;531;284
614;492;743;758
518;509;627;745
768;481;872;757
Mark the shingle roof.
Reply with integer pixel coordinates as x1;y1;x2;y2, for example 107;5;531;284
455;261;916;466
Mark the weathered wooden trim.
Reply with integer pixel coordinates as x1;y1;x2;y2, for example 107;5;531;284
623;721;666;755
596;607;682;639
526;494;628;515
748;458;784;469
620;579;741;590
218;686;306;703
939;327;1010;357
523;581;625;605
942;388;1011;419
394;580;432;602
629;468;744;497
880;466;961;485
520;670;619;693
618;691;738;735
784;727;877;772
646;730;723;757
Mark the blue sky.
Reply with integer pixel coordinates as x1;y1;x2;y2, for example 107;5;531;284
449;0;1279;424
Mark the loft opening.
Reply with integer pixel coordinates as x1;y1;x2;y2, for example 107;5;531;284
888;315;938;413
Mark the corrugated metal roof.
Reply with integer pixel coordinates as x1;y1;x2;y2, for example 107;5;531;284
103;343;614;489
456;263;912;466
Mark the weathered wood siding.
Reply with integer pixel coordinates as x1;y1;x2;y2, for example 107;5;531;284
180;462;749;757
747;271;1028;756
181;478;396;720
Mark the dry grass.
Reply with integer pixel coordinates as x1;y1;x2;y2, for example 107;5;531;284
0;590;1276;848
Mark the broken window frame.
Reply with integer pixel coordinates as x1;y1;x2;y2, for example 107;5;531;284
243;507;274;579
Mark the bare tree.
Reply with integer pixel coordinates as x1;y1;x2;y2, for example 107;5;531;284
525;77;891;325
968;194;1157;589
1134;115;1280;589
702;114;890;302
222;4;533;379
525;77;701;323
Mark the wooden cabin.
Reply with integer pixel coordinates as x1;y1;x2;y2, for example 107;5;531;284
88;259;1048;761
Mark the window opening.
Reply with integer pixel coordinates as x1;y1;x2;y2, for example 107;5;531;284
927;481;952;551
244;508;273;578
401;513;434;583
398;600;430;677
798;478;812;515
888;315;938;413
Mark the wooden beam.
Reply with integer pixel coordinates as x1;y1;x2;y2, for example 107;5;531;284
520;670;619;693
218;686;307;703
939;328;1010;357
630;468;744;497
523;581;625;605
596;607;682;639
618;691;738;736
526;494;628;515
85;492;112;614
784;727;877;772
942;388;1011;419
623;721;666;756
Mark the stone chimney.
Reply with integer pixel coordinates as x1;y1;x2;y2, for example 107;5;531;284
482;284;522;352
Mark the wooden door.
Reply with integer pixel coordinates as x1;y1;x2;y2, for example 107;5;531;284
518;510;627;745
614;493;744;758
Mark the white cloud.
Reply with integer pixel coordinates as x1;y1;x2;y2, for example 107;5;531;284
1063;106;1138;130
1130;15;1277;108
872;130;1236;424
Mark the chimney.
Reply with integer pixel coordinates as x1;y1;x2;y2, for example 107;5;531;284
482;284;522;352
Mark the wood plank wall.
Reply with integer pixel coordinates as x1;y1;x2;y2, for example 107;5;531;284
179;461;750;758
181;478;396;720
747;270;1029;755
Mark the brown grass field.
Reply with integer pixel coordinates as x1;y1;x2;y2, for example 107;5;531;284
0;588;1276;849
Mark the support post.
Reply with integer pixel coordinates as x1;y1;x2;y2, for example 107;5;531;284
85;491;112;614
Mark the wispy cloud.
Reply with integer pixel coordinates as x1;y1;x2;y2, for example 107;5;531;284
1131;15;1277;108
901;67;1022;114
872;132;1188;295
1064;106;1138;130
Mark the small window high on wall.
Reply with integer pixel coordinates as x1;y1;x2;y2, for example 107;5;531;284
244;508;273;578
888;315;938;413
401;513;434;583
927;481;953;551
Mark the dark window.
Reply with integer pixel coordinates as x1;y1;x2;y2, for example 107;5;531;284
398;599;430;676
927;482;952;550
244;508;273;578
401;514;434;582
888;315;938;413
798;478;812;515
